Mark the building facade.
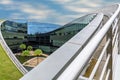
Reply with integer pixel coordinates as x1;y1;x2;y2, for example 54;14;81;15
1;20;27;52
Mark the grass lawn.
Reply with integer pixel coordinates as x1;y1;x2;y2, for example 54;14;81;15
0;44;23;80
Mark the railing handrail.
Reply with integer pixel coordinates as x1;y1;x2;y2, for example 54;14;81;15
57;4;120;80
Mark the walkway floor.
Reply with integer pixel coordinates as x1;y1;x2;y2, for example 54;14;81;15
113;54;120;80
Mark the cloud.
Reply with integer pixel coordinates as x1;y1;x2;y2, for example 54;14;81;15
65;6;93;13
0;0;74;24
0;0;115;25
0;0;13;5
19;4;52;19
52;0;104;13
8;13;25;19
0;0;88;22
78;0;102;7
49;0;113;24
51;0;73;4
0;0;56;20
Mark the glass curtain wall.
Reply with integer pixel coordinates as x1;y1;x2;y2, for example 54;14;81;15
1;20;27;53
1;13;97;54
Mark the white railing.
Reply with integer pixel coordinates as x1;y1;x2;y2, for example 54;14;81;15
20;4;120;80
57;4;120;80
0;21;28;75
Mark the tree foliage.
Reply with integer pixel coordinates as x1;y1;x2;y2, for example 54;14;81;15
27;46;33;51
34;49;43;56
34;49;43;65
19;44;26;51
22;50;30;56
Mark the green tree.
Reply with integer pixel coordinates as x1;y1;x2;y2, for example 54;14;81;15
34;49;43;65
19;44;26;52
22;50;30;57
27;46;33;51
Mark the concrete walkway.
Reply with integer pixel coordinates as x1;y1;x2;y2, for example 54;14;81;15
113;54;120;80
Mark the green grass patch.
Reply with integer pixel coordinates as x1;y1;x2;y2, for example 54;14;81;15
0;44;23;80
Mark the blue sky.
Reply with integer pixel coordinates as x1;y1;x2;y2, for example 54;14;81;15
0;0;119;25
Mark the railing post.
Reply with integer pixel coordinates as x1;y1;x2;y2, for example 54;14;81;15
118;16;120;54
107;27;113;80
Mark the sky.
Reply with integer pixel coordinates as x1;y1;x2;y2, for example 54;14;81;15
0;0;119;25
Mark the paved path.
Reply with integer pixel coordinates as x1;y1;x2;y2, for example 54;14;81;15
113;54;120;80
114;29;120;80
